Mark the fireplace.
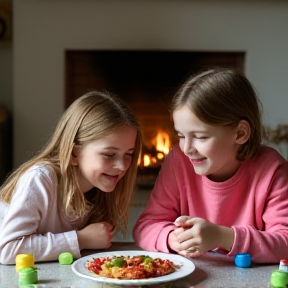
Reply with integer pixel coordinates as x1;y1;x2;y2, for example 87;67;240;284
65;50;245;241
65;50;244;186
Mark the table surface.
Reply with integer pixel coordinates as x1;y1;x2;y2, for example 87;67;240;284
0;242;279;288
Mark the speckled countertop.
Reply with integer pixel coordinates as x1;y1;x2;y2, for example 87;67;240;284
0;242;278;288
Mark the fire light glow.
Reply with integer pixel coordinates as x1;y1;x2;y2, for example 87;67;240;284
142;131;171;167
143;155;151;167
154;131;170;155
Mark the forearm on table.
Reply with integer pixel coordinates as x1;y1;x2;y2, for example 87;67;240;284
0;230;80;264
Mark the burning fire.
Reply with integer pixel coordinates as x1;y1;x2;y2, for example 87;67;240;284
153;131;170;155
142;131;171;167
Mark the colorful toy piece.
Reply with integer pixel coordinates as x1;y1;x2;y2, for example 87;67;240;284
58;252;74;265
270;269;288;288
18;267;38;286
270;259;288;288
234;253;252;268
15;254;34;272
279;259;288;272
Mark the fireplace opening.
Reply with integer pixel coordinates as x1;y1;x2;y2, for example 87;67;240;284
65;50;245;188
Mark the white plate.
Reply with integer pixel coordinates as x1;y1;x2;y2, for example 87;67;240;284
71;250;195;286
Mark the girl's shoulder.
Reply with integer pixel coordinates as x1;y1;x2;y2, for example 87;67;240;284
169;144;192;164
247;146;288;173
169;144;186;158
165;144;193;174
253;146;287;163
13;163;60;203
19;163;59;188
26;163;58;177
6;164;61;215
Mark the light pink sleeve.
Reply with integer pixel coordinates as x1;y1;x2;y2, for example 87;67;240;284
0;166;81;264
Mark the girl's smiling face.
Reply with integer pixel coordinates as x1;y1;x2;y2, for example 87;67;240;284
173;105;242;182
71;125;137;193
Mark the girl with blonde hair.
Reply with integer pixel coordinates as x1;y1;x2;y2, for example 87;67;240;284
0;90;142;264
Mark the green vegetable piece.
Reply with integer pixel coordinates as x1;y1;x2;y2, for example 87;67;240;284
58;252;73;265
144;258;153;270
111;257;126;267
105;262;113;268
141;255;146;262
141;255;152;263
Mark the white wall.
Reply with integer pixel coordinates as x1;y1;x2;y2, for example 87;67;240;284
14;0;288;166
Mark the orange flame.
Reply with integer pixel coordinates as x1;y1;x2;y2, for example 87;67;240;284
142;131;170;167
153;131;170;155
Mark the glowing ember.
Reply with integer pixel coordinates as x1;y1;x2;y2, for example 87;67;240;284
143;155;151;167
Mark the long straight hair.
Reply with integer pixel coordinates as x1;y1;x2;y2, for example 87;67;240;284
0;91;143;232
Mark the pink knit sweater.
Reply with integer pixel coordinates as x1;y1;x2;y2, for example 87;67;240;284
133;145;288;263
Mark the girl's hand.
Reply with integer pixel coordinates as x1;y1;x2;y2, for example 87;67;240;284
174;216;195;228
172;216;234;258
76;222;114;250
168;216;196;253
168;230;184;253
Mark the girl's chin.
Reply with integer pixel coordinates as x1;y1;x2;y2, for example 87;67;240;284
101;188;114;193
98;184;117;193
192;166;209;176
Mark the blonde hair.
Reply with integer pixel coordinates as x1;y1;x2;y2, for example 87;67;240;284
0;91;142;233
171;68;262;161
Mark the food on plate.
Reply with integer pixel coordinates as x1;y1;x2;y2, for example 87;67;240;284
86;254;178;279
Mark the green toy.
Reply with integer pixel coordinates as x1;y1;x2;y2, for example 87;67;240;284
270;270;288;288
18;267;38;286
58;252;74;265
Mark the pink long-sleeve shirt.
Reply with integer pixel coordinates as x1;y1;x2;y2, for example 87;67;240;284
133;144;288;263
0;165;89;264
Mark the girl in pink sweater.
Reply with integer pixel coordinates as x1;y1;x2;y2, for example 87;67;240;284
133;68;288;263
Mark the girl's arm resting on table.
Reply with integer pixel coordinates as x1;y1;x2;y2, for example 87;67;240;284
0;166;81;264
230;225;288;263
229;163;288;263
0;231;81;264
